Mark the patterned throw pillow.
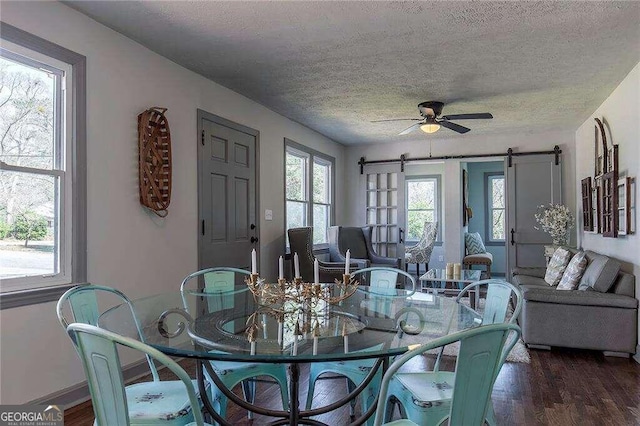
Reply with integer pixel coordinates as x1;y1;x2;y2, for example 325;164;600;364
557;251;588;290
544;247;572;286
465;232;486;255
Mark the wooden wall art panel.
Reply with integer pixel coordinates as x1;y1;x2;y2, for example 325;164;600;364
138;107;172;217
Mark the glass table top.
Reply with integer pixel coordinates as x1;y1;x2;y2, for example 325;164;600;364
420;269;482;283
99;285;481;363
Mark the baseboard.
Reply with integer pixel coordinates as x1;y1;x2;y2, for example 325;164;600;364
27;358;159;408
634;345;640;364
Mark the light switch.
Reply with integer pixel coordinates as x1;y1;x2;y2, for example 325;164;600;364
265;209;273;221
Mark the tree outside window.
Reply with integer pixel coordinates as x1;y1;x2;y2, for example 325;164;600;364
406;178;439;242
0;49;68;286
285;141;334;248
488;174;506;241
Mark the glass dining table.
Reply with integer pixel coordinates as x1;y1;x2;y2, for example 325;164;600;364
99;284;482;426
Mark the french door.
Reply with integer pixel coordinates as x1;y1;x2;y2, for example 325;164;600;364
360;164;406;261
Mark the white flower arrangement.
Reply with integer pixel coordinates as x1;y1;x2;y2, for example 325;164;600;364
534;204;574;246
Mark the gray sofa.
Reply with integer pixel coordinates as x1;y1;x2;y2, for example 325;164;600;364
512;250;638;357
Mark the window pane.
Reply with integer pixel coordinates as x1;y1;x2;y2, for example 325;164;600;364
313;204;329;244
313;160;330;204
492;209;506;240
286;200;307;230
0;55;56;170
407;210;435;241
0;170;58;279
491;177;505;208
285;152;307;201
407;180;435;210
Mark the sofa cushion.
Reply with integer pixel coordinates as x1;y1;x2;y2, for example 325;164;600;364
557;251;588;290
578;251;621;293
523;287;639;309
513;274;548;288
464;232;486;255
544;247;572;286
610;272;636;297
512;267;547;279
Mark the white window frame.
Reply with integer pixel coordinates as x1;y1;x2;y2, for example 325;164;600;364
405;176;441;244
487;173;506;242
284;139;335;250
0;23;86;309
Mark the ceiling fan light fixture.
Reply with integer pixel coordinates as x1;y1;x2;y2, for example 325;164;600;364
420;122;440;134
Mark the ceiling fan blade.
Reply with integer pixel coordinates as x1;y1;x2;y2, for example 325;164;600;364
439;120;471;134
398;122;423;135
441;113;493;120
371;118;421;123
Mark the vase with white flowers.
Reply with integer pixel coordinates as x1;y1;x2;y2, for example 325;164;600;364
534;204;575;246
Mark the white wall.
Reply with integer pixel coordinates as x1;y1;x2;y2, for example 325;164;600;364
574;62;640;356
0;1;346;403
345;129;576;264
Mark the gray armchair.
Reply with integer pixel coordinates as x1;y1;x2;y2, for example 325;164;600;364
287;227;359;282
404;221;438;276
328;226;401;269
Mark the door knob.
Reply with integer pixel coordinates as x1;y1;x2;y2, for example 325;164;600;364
250;224;256;230
251;236;258;243
510;228;515;246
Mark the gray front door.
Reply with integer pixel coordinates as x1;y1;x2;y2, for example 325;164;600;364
198;111;259;270
506;154;562;277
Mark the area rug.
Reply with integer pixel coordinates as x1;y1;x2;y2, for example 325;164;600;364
426;297;531;364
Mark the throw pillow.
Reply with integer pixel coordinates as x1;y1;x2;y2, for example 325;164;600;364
557;251;588;290
577;251;621;293
465;232;486;255
544;247;572;286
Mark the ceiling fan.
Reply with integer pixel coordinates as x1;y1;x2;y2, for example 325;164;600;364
372;101;493;135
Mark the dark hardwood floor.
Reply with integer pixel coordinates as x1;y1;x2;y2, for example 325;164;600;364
63;347;640;425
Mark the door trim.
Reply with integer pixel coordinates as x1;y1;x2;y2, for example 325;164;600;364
197;109;260;270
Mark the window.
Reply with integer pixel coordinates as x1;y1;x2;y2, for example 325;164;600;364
487;174;506;241
406;177;440;242
285;140;334;247
0;24;86;306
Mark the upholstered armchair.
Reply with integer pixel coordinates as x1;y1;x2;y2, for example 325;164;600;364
404;221;438;276
328;226;401;269
287;227;359;282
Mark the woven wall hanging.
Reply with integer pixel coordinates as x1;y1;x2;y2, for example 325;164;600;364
138;107;172;217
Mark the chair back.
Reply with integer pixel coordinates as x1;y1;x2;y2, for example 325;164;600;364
374;323;521;426
67;323;205;426
180;267;251;314
351;267;416;297
287;227;316;281
456;279;522;325
56;285;160;381
329;226;368;259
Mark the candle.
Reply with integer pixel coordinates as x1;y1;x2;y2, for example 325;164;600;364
279;256;284;280
251;249;257;275
262;314;268;339
345;249;351;275
446;263;453;276
313;336;318;355
314;258;320;284
294;252;300;278
454;263;462;276
250;340;256;356
343;334;349;353
293;338;298;356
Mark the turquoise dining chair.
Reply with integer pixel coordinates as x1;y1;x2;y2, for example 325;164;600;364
57;284;208;425
305;267;416;423
67;323;213;426
382;279;522;426
374;323;522;426
180;268;289;422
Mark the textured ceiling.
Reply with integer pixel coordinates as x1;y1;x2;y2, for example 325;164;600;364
66;1;640;145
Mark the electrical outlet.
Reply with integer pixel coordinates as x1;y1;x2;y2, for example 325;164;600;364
438;255;444;262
